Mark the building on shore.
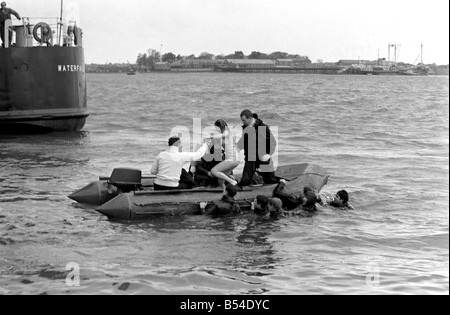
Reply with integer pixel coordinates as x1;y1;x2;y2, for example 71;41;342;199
336;60;371;69
217;59;341;74
223;59;277;69
337;58;414;75
84;56;442;75
276;59;294;67
86;63;136;73
171;59;220;71
154;62;171;71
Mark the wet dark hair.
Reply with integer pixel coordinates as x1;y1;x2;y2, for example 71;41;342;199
226;184;238;198
302;186;318;211
214;119;229;134
253;113;259;119
337;190;349;204
168;137;181;147
303;193;318;211
256;195;269;209
240;110;253;119
269;198;283;212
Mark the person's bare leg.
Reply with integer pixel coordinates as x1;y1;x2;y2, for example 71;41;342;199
211;161;240;186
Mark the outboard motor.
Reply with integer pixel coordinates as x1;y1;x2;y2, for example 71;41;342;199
108;168;143;193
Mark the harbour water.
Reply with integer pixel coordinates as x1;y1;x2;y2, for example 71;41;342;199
0;73;448;295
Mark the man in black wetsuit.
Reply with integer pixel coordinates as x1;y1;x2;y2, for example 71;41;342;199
316;190;354;210
0;2;21;48
200;184;242;216
273;179;317;211
274;179;354;211
237;110;278;187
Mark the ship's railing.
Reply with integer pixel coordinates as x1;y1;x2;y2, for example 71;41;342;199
4;17;83;48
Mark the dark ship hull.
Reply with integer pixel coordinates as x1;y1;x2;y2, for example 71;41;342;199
0;46;87;132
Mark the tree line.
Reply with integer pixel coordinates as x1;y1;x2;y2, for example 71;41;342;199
136;49;312;69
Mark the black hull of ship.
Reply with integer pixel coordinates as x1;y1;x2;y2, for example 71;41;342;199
0;47;87;133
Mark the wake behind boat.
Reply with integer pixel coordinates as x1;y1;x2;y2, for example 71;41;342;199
69;163;330;220
0;1;87;133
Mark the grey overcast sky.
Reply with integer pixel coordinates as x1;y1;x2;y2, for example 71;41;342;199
10;0;450;64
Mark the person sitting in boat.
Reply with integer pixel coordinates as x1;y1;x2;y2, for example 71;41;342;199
192;157;217;187
191;143;222;188
251;195;269;215
317;190;354;210
199;184;242;216
0;2;21;48
151;136;212;191
209;119;240;188
178;167;198;190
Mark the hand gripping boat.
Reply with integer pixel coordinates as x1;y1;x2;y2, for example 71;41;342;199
69;164;330;220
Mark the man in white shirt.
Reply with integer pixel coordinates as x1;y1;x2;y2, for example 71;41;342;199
151;137;211;191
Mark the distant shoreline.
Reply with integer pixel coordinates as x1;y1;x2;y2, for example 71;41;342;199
86;63;449;75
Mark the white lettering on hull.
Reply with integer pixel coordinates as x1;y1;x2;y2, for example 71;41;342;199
58;65;85;72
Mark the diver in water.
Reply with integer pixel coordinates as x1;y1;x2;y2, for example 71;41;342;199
273;179;310;210
251;195;270;215
200;184;242;216
268;198;285;219
274;179;353;211
317;190;354;210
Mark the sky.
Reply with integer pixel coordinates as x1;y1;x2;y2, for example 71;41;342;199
9;0;450;64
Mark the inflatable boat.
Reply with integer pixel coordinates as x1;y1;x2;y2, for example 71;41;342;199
69;163;329;220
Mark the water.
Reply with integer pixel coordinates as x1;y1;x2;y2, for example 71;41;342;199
0;73;448;295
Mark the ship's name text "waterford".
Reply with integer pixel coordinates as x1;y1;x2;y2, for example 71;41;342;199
58;65;85;72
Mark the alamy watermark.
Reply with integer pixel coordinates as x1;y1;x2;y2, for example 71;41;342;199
167;118;279;171
65;262;80;287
